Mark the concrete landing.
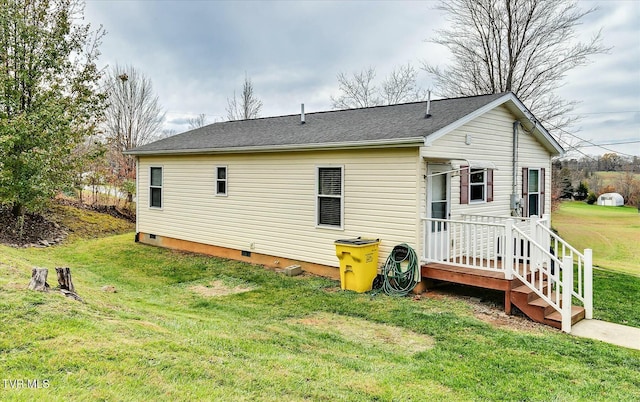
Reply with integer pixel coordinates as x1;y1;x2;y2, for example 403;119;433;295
571;320;640;351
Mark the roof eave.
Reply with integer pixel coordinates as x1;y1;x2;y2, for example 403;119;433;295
124;137;426;156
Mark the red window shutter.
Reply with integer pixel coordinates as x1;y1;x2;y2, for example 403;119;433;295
522;168;529;217
487;169;494;202
460;165;469;204
540;168;546;215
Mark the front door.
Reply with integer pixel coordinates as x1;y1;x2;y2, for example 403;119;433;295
427;164;451;261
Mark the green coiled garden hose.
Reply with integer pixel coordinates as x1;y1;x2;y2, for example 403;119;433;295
380;243;420;296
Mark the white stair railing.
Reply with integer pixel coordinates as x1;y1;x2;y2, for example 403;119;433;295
423;215;593;332
508;224;564;324
531;218;593;320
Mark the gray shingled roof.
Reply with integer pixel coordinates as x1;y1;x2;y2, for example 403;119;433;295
126;92;510;155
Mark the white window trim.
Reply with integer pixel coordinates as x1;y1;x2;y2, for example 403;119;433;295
149;166;163;209
469;168;487;204
215;165;228;197
315;165;344;230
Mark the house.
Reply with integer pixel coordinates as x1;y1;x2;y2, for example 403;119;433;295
125;92;593;332
597;192;624;206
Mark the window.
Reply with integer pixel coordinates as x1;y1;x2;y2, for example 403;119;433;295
215;166;227;196
317;167;343;228
149;167;162;208
522;168;545;217
528;169;540;216
460;166;493;204
469;169;486;202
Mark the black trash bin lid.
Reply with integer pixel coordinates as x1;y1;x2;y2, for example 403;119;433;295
335;238;378;245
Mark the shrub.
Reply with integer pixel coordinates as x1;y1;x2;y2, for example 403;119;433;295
586;192;597;205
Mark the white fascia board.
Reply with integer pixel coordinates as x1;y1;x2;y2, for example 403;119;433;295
505;94;564;156
423;93;517;147
125;137;426;156
423;92;564;156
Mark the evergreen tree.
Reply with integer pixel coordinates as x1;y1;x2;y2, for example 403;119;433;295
575;182;589;201
561;175;574;200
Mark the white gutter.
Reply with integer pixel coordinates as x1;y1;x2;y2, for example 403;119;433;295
124;137;426;156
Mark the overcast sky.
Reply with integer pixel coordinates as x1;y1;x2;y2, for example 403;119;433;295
84;0;639;157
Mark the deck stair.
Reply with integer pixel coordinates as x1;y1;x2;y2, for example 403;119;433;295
509;275;585;329
421;264;586;330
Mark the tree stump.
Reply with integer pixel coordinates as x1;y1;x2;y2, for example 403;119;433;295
27;267;82;302
28;268;50;291
55;267;75;292
55;267;83;302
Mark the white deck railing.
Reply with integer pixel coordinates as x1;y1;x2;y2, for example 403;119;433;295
422;215;593;333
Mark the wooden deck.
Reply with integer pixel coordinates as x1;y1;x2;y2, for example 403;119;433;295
420;261;585;329
421;263;514;314
420;216;592;332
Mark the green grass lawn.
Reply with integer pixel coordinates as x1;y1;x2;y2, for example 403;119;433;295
1;234;639;401
552;201;640;275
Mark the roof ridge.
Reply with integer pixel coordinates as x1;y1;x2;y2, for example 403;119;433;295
222;92;511;122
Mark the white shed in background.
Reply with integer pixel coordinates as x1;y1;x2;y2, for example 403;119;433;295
597;192;624;206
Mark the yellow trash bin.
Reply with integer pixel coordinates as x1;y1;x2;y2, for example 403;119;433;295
334;238;380;292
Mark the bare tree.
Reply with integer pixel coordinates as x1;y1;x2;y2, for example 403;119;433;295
103;64;165;198
616;171;640;205
331;67;380;109
187;113;207;129
381;64;427;105
424;0;608;141
331;64;425;109
104;65;165;152
226;75;263;120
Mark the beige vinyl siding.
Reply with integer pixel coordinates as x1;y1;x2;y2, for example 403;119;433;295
517;123;552;216
423;104;553;219
137;148;422;268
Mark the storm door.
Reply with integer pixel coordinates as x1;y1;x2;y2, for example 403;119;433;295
427;164;451;261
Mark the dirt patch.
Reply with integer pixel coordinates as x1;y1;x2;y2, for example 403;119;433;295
0;206;68;247
291;312;435;354
425;285;555;333
0;197;135;248
190;280;255;297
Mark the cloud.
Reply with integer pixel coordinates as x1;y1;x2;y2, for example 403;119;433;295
85;0;639;156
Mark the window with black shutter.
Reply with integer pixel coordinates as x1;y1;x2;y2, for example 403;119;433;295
460;166;493;204
317;167;343;228
523;167;545;217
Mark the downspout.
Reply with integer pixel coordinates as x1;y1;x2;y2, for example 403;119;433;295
511;121;520;216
